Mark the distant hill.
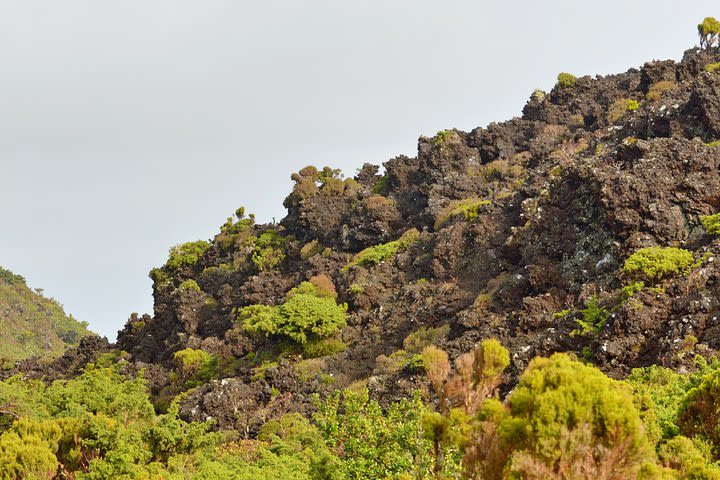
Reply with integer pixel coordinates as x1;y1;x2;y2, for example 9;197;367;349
0;266;94;364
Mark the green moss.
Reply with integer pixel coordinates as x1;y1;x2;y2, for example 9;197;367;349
348;283;365;295
556;72;577;87
434;129;456;146
706;141;720;147
623;247;694;283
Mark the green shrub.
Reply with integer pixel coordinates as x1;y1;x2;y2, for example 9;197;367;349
173;348;218;387
701;213;720;235
302;338;347;358
178;279;202;292
0;267;25;286
646;80;678;101
252;230;287;272
165;240;210;273
556;72;577;87
240;282;347;344
434;198;491;230
299;240;323;260
705;62;720;73
677;369;720;458
349;229;420;268
623;247;694;283
372;174;389;195
608;98;640;123
572;295;609;336
402;325;450;353
506;353;650;476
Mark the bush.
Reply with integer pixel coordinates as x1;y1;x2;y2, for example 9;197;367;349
240;282;347;344
608;98;640;123
252;230;286;272
623;247;694;283
299;240;323;260
434;198;491;230
164;240;210;273
403;325;450;353
557;72;577;87
572;295;609;336
646;80;678;101
173;348;218;387
349;229;420;268
302;338;347;359
677;369;720;459
706;62;720;74
701;213;720;235
506;353;650;477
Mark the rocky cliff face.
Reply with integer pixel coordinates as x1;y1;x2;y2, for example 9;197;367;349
26;46;720;431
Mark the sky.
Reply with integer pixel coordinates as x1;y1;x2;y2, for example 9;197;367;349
1;0;717;340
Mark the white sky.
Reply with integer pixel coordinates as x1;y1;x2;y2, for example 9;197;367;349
1;0;716;339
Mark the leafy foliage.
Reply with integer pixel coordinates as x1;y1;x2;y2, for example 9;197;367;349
623;247;694;283
701;213;720;235
557;72;577;87
348;228;420;268
240;282;347;344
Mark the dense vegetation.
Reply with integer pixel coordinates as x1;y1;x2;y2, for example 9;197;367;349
7;16;720;480
5;343;720;478
0;267;93;365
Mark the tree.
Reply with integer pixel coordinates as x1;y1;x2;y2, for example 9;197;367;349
699;17;720;49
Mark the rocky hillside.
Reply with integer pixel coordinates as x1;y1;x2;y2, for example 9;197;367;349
0;266;94;364
17;42;720;434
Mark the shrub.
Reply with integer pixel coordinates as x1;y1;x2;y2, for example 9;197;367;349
572;295;609;336
299;240;323;260
402;325;450;353
349;229;420;268
434;198;491;230
701;213;720;235
173;348;218;386
507;353;650;477
302;338;347;359
608;98;640;123
240;282;347;344
646;80;678;101
557;72;577;87
706;62;720;73
165;240;210;273
307;274;337;299
677;369;720;459
0;267;25;285
252;230;286;272
178;279;202;292
372;174;388;194
623;247;694;283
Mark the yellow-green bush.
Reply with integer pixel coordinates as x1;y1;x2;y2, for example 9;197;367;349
701;213;720;235
434;198;491;230
349;229;420;268
557;72;577;87
623;247;694;283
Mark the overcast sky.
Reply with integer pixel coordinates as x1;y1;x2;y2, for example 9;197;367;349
1;1;716;339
